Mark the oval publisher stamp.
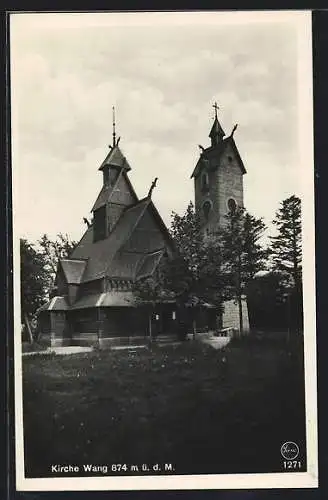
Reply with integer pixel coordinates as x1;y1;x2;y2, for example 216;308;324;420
280;441;300;460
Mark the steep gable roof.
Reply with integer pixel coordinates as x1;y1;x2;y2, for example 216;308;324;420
191;136;246;178
191;143;224;179
91;170;138;212
37;296;69;313
99;144;131;171
103;198;173;281
70;197;172;283
70;291;136;310
91;185;111;212
227;136;247;174
60;259;87;284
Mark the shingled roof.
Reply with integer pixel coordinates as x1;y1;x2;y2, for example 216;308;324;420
37;296;69;313
70;291;136;310
91;185;111;212
99;144;131;171
69;197;173;283
60;259;87;284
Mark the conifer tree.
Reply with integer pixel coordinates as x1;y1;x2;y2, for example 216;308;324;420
269;195;302;289
269;195;303;335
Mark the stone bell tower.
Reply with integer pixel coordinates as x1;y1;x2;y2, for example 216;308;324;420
191;103;246;236
191;103;250;334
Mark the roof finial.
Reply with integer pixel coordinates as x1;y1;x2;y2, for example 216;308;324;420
212;101;219;119
83;217;91;228
112;106;116;147
230;124;238;137
148;177;158;198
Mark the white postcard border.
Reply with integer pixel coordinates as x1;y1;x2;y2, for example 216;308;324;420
11;9;318;491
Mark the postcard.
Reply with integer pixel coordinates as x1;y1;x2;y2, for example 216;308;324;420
10;10;318;491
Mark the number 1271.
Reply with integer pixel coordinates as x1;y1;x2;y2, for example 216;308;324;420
283;461;302;469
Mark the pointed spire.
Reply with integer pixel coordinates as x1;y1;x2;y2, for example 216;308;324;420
209;102;225;146
112;106;116;147
213;101;219;119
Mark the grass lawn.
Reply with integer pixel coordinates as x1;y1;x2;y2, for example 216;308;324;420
22;337;307;477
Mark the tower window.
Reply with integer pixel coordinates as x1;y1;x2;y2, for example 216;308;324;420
201;172;209;193
227;155;233;163
227;198;237;214
203;200;212;220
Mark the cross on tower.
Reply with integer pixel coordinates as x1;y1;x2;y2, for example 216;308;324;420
212;102;219;119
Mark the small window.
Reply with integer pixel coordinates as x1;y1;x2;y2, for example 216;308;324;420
227;198;237;214
227;155;233;163
203;200;212;220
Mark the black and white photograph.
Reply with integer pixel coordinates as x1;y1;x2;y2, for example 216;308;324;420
10;10;318;491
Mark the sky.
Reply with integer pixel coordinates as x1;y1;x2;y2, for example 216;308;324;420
10;11;313;243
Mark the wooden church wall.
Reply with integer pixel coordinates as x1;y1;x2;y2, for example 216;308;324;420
123;209;164;253
69;309;98;334
102;308;131;337
78;279;104;298
67;284;79;305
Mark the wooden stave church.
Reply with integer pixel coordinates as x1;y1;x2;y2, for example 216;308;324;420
38;106;249;347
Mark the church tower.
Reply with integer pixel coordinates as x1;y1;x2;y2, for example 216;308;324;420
191;103;250;334
91;107;137;242
191;103;247;235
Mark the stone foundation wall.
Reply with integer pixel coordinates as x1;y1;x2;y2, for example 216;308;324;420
99;335;148;349
70;332;99;347
48;311;71;347
222;298;250;334
50;337;73;347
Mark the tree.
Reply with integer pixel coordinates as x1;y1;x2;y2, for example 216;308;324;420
135;203;268;339
133;203;226;340
132;263;175;342
20;239;48;342
170;203;269;333
243;212;270;282
270;195;302;289
170;202;204;284
170;202;226;307
247;271;290;331
38;233;77;295
20;233;77;342
219;207;268;334
269;195;303;335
